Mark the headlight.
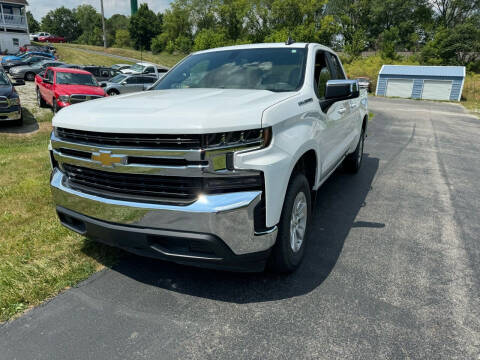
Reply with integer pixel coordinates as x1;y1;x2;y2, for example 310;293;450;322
203;127;272;150
7;97;20;106
58;95;70;103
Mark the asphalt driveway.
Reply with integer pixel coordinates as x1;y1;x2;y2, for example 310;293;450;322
1;97;479;359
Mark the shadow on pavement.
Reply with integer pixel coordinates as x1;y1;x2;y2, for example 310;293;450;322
83;154;380;303
0;108;39;134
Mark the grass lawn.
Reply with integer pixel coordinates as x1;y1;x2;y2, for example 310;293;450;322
58;43;185;68
53;44;134;66
0;114;118;322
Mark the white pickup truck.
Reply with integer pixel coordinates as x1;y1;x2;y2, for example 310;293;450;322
120;61;168;78
49;42;368;273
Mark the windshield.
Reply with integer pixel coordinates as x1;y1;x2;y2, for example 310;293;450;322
130;64;145;72
109;74;127;83
0;72;10;85
153;48;307;92
56;72;98;86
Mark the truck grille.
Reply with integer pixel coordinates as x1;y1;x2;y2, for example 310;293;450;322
56;127;203;149
62;164;262;204
55;127;265;150
69;95;103;105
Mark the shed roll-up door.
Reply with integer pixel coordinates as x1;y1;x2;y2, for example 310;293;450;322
385;79;414;98
422;80;452;101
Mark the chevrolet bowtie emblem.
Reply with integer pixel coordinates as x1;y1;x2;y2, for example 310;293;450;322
91;151;127;167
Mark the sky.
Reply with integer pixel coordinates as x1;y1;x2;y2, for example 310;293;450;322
28;0;172;20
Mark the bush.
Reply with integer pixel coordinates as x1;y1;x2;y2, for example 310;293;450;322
175;35;193;53
165;40;175;54
151;33;169;54
114;29;131;48
193;29;229;51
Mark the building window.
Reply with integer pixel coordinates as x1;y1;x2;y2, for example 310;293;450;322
12;38;19;46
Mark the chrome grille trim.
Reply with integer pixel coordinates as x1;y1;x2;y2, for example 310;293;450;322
50;132;260;178
69;94;103;104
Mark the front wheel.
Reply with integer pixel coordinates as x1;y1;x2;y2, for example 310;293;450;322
107;89;119;96
268;172;311;273
36;88;47;108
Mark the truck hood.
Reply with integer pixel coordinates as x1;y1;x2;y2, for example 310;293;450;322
55;84;106;97
53;88;295;133
120;69;139;74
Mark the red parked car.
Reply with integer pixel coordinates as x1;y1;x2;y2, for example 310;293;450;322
35;67;107;113
37;35;65;43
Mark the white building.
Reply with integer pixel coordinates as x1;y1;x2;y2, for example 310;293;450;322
0;0;29;54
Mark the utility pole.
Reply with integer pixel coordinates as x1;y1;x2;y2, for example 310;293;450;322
100;0;107;48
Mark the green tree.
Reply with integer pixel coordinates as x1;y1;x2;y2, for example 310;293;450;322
430;0;480;28
27;11;40;33
128;4;162;50
421;20;480;65
114;29;131;48
75;4;103;45
193;28;229;51
106;14;130;46
41;7;80;41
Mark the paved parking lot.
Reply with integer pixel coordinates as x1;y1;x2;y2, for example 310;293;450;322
1;97;479;359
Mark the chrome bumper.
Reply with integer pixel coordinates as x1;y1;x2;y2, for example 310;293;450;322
0;110;21;121
50;169;277;255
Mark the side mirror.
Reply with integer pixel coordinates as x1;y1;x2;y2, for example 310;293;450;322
12;79;25;86
325;80;359;100
121;81;127;85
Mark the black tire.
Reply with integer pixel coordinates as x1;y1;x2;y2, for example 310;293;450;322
344;127;365;173
25;72;35;81
53;98;59;113
268;172;311;273
107;89;119;96
12;114;23;127
36;88;47;108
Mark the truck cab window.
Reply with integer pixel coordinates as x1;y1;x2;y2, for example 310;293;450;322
328;53;346;80
314;51;332;99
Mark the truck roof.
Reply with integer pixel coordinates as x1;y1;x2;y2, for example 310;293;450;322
49;67;93;75
193;42;335;55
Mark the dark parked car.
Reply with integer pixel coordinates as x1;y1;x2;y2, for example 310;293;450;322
0;70;24;126
9;59;64;81
2;54;56;72
81;66;119;82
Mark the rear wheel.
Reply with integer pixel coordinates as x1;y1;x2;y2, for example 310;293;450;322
268;172;311;273
344;127;365;173
36;88;47;108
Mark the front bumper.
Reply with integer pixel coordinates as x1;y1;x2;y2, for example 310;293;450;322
51;169;277;271
0;107;22;121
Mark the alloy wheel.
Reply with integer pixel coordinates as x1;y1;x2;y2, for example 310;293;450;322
290;191;307;253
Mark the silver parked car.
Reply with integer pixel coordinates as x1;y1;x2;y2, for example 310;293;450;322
9;59;64;81
100;74;157;96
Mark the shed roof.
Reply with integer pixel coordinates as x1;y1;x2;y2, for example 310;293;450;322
379;65;465;78
3;0;29;5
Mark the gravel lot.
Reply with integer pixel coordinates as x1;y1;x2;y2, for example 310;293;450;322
1;97;479;359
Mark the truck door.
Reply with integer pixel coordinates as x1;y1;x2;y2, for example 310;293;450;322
42;69;54;105
313;50;349;176
326;52;358;152
124;76;143;93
